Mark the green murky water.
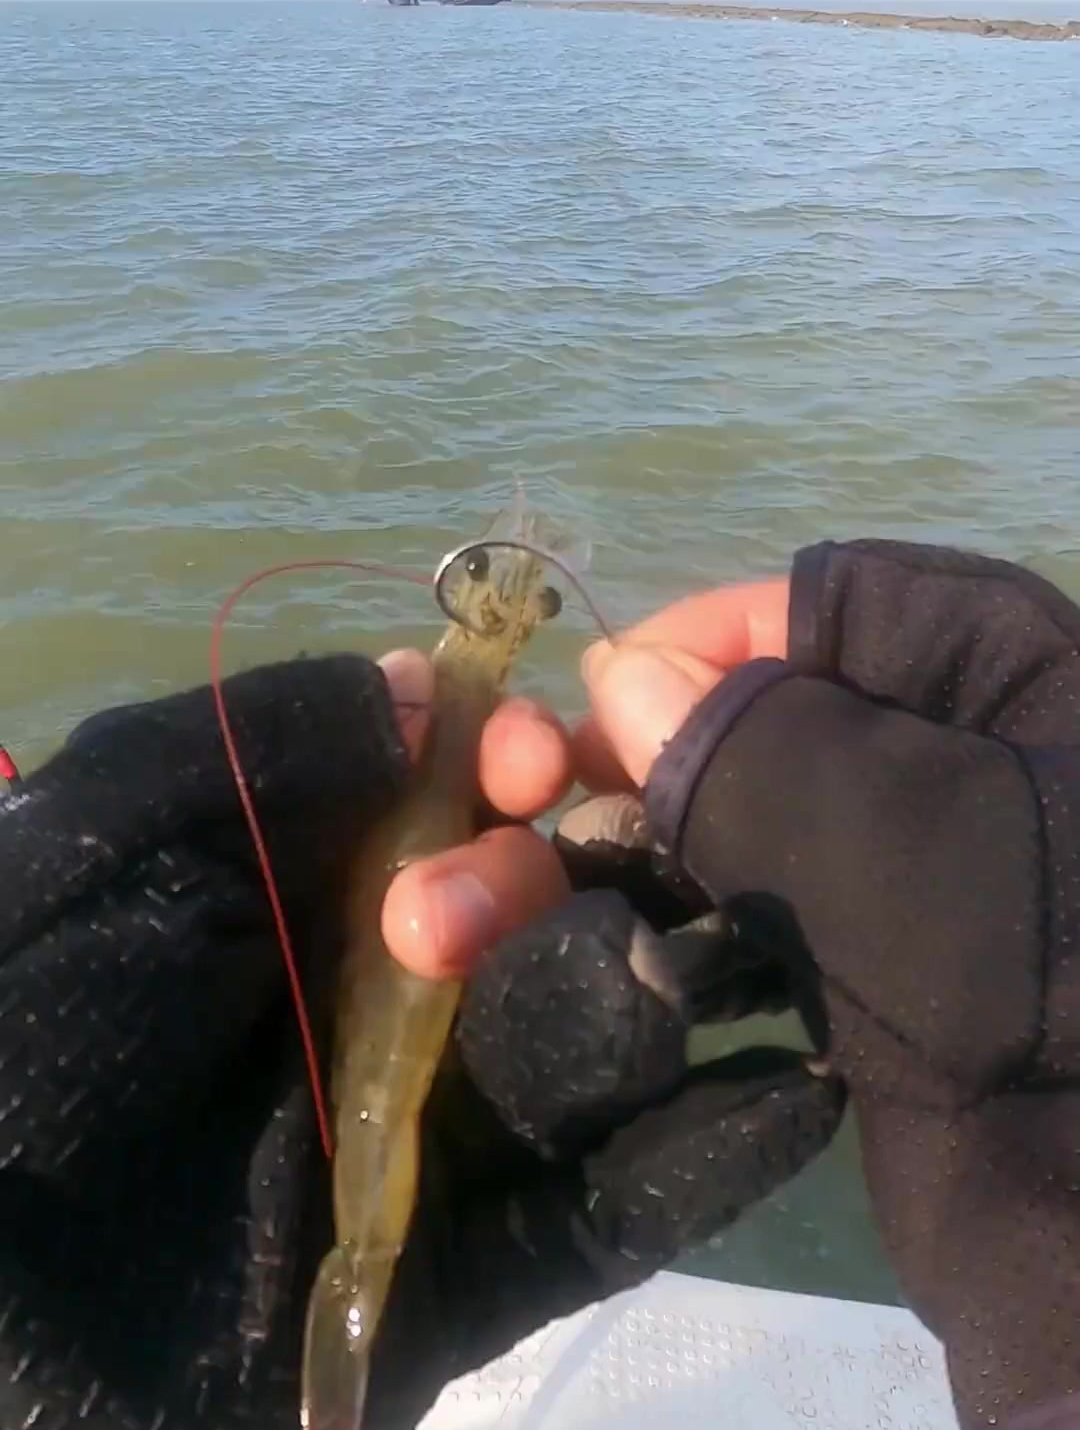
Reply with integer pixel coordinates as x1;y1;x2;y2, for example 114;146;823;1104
4;0;1080;1310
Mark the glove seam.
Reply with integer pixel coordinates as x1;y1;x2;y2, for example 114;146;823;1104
820;974;986;1111
788;540;842;675
1005;742;1053;1081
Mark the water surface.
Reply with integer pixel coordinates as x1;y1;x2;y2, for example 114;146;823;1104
3;0;1080;1308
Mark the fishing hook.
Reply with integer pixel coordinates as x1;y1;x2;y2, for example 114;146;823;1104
432;537;617;642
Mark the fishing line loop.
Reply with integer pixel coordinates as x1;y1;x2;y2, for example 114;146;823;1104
432;537;617;642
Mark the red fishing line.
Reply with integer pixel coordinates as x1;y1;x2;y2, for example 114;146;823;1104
0;745;19;786
210;558;430;1162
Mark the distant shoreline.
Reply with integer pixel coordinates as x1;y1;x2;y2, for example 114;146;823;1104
518;0;1080;39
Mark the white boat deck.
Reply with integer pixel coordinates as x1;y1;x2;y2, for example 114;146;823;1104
422;1270;960;1429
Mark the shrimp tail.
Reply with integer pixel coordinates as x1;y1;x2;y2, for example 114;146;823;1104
301;1243;391;1430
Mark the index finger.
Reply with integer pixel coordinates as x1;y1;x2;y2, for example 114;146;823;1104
572;576;792;793
614;577;791;670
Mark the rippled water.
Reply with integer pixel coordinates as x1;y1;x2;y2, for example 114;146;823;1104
3;0;1080;1306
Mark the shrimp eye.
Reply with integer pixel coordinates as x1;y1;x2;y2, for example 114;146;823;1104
537;586;562;621
465;549;490;582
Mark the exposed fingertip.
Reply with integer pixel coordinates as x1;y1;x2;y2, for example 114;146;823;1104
581;639;616;684
382;862;498;979
384;828;570;980
480;698;573;819
588;645;719;788
377;648;433;765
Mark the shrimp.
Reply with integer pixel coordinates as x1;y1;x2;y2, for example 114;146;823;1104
299;498;572;1430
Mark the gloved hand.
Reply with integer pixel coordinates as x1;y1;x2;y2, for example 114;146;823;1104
533;540;1080;1430
0;653;843;1430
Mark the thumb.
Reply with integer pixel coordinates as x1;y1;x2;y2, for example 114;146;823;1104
582;642;721;788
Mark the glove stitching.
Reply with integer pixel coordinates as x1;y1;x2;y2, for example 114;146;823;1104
818;975;983;1113
1004;743;1053;1084
789;540;842;675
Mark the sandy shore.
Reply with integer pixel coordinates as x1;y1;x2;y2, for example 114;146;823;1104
519;0;1080;39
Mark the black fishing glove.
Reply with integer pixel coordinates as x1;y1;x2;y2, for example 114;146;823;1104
0;654;843;1430
514;541;1080;1430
